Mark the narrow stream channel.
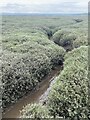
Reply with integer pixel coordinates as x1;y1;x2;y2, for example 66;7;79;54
2;66;62;118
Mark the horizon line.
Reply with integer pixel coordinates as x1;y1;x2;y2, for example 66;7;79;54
1;12;88;15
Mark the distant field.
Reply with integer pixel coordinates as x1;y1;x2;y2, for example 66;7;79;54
1;15;89;119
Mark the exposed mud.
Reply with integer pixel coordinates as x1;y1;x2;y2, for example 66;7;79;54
2;66;62;118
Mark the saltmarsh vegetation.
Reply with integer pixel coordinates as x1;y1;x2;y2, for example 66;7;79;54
20;103;50;119
2;16;67;108
20;46;89;119
2;15;89;119
48;46;89;119
2;41;65;108
52;28;88;51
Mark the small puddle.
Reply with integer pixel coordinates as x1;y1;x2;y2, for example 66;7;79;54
2;66;62;118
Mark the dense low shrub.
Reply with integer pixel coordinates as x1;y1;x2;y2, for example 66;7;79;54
3;33;65;66
64;46;88;68
2;15;88;114
20;103;50;119
2;40;65;108
20;46;89;119
48;46;89;119
2;51;51;108
41;26;53;39
73;36;88;48
70;27;88;48
2;19;66;109
53;30;77;51
2;30;48;50
52;27;88;50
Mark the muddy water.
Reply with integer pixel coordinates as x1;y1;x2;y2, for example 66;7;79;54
2;66;62;118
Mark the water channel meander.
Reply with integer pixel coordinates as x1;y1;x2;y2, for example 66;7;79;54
2;66;62;118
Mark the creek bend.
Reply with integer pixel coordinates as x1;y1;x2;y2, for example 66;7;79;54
2;65;63;118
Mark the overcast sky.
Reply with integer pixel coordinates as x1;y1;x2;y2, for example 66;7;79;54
0;0;89;14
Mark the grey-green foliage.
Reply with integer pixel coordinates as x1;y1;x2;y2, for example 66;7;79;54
20;46;89;120
52;26;88;51
2;16;66;108
53;30;77;51
48;46;89;119
2;50;50;108
73;34;88;48
2;15;88;111
2;33;65;108
20;103;50;119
